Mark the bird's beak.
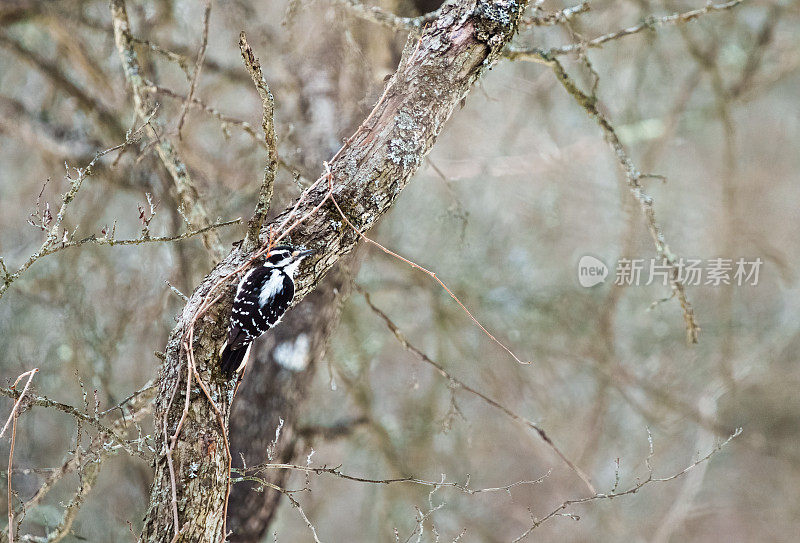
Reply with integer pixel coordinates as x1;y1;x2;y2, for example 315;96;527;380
293;248;315;259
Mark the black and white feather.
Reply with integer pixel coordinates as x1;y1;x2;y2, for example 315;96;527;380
219;245;313;377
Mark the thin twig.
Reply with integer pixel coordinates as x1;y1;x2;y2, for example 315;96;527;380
239;31;278;250
239;462;549;495
128;36;192;77
7;409;18;543
2;369;37;543
357;287;596;494
0;217;238;302
520;1;589;27
20;455;104;543
328;172;532;365
511;428;742;541
0;370;38;439
510;0;743;58
165;281;190;302
142;83;262;146
18;387;154;514
0;386;144;459
176;0;211;139
0;110;158;301
330;0;439;33
508;51;700;342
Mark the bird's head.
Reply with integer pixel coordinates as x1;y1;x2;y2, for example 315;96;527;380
264;245;314;277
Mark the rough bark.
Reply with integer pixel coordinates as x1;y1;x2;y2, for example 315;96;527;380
141;1;526;540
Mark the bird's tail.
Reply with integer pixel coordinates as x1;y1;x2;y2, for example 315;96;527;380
219;343;248;378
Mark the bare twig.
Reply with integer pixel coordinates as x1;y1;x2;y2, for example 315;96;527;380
238;462;549;496
235;464;547;543
165;281;190;302
2;369;36;543
329;0;439;33
0;109;165;301
110;0;225;259
9;389;155;543
17;385;155;517
142;83;261;146
141;83;309;185
328;172;532;365
1;208;238;301
521;1;589;27
511;428;742;541
7;406;18;543
510;0;744;57
128;36;192;77
0;370;37;439
176;0;211;139
357;287;596;494
508;51;700;342
239;31;278;250
19;458;103;543
0;386;144;459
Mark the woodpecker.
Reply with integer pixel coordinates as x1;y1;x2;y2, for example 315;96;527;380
219;245;314;377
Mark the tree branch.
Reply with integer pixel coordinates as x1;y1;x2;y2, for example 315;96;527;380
512;428;742;541
109;0;225;260
509;0;743;57
507;50;700;342
139;1;529;540
238;31;278;251
357;286;594;493
330;0;441;33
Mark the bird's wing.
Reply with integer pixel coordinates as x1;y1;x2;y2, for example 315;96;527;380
227;266;272;349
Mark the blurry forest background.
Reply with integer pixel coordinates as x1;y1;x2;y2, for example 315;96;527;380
1;0;799;541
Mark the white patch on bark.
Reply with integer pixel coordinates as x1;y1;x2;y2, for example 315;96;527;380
273;334;311;371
